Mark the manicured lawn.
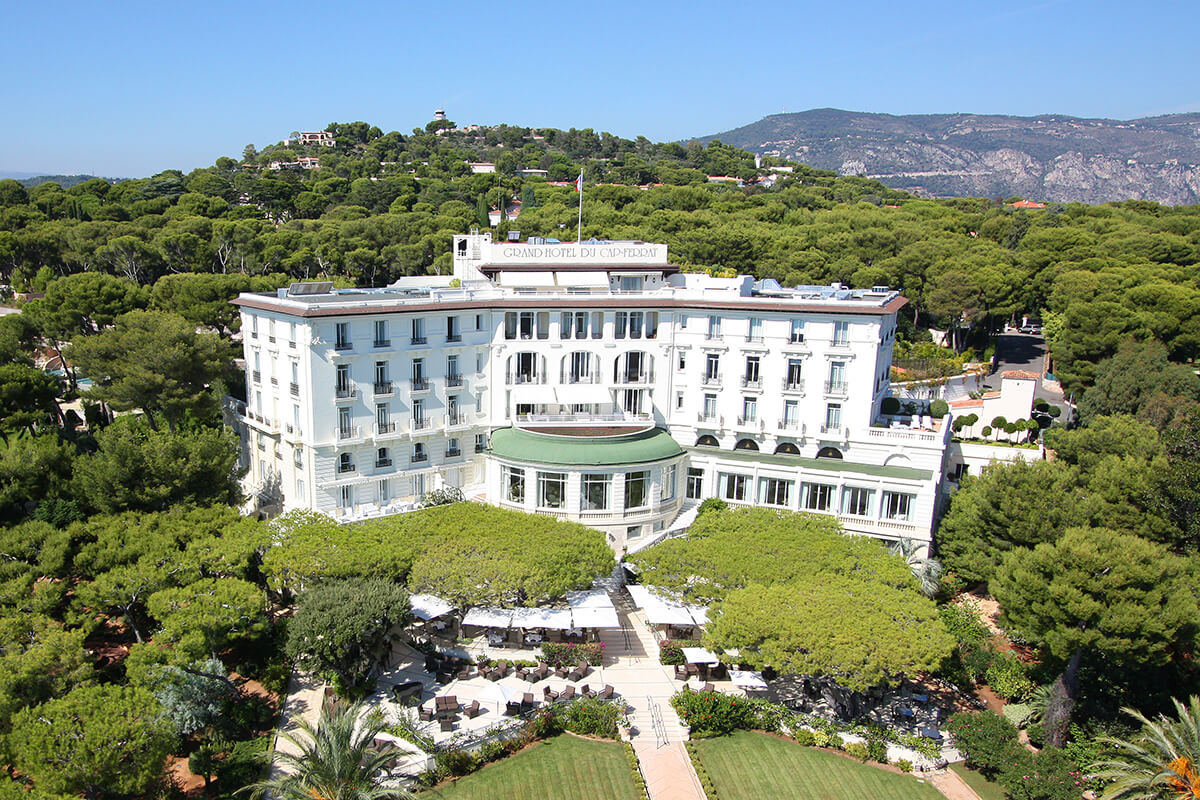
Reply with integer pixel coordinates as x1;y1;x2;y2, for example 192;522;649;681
950;762;1007;800
423;734;641;800
691;730;944;800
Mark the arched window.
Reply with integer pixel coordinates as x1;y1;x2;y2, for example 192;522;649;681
816;446;843;460
734;439;759;451
338;453;355;473
695;434;720;448
614;351;652;384
376;447;390;467
774;442;800;455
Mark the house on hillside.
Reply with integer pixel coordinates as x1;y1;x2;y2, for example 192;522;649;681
1008;199;1045;209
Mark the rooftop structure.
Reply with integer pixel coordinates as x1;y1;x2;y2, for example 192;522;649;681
230;233;951;552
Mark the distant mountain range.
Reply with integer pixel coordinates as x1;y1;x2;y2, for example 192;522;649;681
0;173;116;189
698;109;1200;205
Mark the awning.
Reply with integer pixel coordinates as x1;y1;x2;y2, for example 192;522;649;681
558;271;609;288
409;593;454;621
625;585;661;609
509;607;574;630
567;589;614;608
686;606;710;627
729;670;768;689
681;647;720;665
554;384;612;405
498;271;557;287
462;607;513;628
646;603;697;627
572;606;620;629
627;585;709;628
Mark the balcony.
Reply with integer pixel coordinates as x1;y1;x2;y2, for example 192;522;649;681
375;457;393;469
337;426;361;442
410;378;430;392
701;373;722;387
745;335;764;344
819;423;844;436
736;415;759;428
563;372;601;384
249;331;258;339
411;418;432;432
411;452;429;464
334;341;352;351
445;447;462;458
289;340;296;349
251;370;261;383
373;381;393;396
446;333;462;343
373;338;391;348
268;335;276;344
269;375;278;386
696;413;722;425
446;413;467;428
335;386;357;400
376;421;396;435
789;335;805;345
505;372;544;385
615;370;654;385
337;463;356;474
824;380;849;396
782;378;805;393
830;338;851;350
290;382;300;397
705;331;722;341
740;376;762;390
446;373;464;388
475;441;487;453
778;418;802;432
410;336;428;346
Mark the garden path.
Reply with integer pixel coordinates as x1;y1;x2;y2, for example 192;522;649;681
929;767;983;800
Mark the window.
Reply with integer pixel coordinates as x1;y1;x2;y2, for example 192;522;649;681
801;482;834;511
335;364;351;397
825;403;842;431
677;351;686;371
645;311;658;339
476;314;484;330
574;311;589;339
882;491;915;521
560;312;573;340
660;464;677;501
409;318;425;344
516;312;533;339
376;447;391;468
447;354;459;383
744;356;760;387
629;311;644;339
621;388;643;414
707;315;721;340
447;395;460;424
619;275;643;292
538;471;566;509
833;321;849;346
412;399;425;426
721;473;749;502
827;361;847;393
758;477;793;507
748;317;762;342
841;486;875;517
686;468;704;499
568;351;592;382
582;474;611;510
250;316;259;337
783;400;799;427
340;485;353;508
338;453;355;474
790;319;805;344
702;394;717;420
504;312;518;340
413;473;427;497
615;312;627;339
446;437;460;457
475;433;487;452
704;353;720;382
676;392;685;410
335;323;350;349
786;359;803;389
376;403;391;432
625;471;650;509
536;311;549;340
591;311;603;339
412;442;427;463
374;320;388;347
741;397;757;423
378;479;390;502
295;478;305;501
626;525;642;540
337;407;351;437
446;316;460;341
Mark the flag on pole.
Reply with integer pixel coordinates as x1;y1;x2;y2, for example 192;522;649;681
575;170;584;193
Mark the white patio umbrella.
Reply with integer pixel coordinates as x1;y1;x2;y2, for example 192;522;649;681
479;681;524;713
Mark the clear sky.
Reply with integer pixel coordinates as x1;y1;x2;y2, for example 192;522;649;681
3;0;1197;177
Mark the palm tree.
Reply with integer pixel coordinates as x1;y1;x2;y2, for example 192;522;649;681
1091;695;1200;800
891;538;944;597
245;701;413;800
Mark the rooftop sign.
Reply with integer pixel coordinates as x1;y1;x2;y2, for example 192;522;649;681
490;242;668;265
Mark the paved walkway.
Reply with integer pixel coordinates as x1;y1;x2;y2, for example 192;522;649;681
634;741;708;800
271;672;324;774
929;767;983;800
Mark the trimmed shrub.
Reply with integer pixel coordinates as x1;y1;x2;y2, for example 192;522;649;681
559;697;622;739
881;397;901;415
697;497;728;515
540;641;604;667
792;728;816;746
671;688;756;736
945;711;1023;778
844;742;869;761
929;399;949;418
897;759;913;773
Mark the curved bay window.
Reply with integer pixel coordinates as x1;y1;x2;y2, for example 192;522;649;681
624;471;650;509
503;466;525;504
537;471;566;509
582;474;611;510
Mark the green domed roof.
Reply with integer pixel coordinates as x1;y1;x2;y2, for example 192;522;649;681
488;426;683;467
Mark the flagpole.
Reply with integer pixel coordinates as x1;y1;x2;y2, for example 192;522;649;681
576;170;583;243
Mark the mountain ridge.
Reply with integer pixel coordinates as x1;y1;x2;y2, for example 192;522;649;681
697;108;1200;204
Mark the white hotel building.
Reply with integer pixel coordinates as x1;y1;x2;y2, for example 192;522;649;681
230;233;951;553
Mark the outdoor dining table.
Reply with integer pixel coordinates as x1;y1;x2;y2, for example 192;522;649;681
524;632;544;644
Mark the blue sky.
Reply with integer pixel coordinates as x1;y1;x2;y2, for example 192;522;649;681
3;0;1197;177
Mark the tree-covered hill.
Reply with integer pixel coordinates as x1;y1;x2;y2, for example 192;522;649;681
1;118;1199;398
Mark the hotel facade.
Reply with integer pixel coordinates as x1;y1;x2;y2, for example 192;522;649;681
230;233;952;552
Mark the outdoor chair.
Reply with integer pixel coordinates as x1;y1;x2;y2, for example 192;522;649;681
580;684;594;698
522;692;535;709
560;685;575;701
598;685;614;700
456;667;471;680
711;663;728;680
543;686;559;701
436;671;452;684
464;700;481;719
505;701;521;716
700;682;714;693
485;667;502;681
686;664;700;677
674;665;688;680
495;661;510;677
440;718;455;732
555;665;571;679
418;705;434;722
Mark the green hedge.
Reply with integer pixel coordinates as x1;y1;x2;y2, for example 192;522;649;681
541;641;605;667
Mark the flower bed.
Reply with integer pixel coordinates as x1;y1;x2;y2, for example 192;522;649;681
658;638;702;666
540;641;604;667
